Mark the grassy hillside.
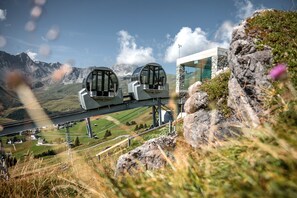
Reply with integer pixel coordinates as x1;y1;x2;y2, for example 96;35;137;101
1;83;82;121
36;83;82;112
2;10;296;198
2;116;296;197
1;107;153;161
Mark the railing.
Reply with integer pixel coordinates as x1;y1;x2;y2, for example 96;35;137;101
95;123;169;161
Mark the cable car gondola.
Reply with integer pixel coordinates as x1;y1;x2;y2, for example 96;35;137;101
78;67;123;110
128;63;169;100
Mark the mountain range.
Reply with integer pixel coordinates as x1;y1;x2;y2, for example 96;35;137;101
0;51;140;120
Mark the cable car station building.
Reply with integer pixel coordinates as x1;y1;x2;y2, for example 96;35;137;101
176;47;228;94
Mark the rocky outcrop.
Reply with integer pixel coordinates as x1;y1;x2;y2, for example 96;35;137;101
184;91;208;114
111;64;137;77
183;89;235;148
183;10;274;147
60;67;93;85
184;109;235;147
0;51;61;86
228;10;273;127
187;81;202;96
116;136;176;175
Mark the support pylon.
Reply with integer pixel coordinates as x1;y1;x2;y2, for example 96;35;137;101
158;98;162;126
65;124;71;147
152;105;157;127
85;117;93;138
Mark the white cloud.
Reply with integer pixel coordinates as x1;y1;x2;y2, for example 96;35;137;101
0;9;7;21
116;30;155;65
163;0;264;63
236;0;262;20
214;0;264;47
26;50;38;61
215;21;235;44
215;0;263;47
164;27;226;63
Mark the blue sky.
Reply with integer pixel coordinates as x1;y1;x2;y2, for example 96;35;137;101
0;0;295;74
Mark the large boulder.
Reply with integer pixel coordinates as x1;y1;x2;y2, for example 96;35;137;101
184;91;208;114
183;109;234;147
228;10;273;127
116;136;176;175
188;81;202;96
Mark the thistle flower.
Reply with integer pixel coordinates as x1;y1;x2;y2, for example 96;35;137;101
269;64;287;80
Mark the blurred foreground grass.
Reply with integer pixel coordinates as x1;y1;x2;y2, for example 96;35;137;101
1;9;297;198
1;118;297;197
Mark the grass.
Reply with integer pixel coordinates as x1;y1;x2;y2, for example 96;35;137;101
41;95;80;113
0;83;82;121
1;107;152;162
200;70;231;117
245;10;297;133
0;121;170;197
35;83;82;104
2;117;297;197
3;105;296;194
128;126;170;149
2;138;66;160
2;103;297;197
85;115;297;198
1;10;297;197
246;10;297;88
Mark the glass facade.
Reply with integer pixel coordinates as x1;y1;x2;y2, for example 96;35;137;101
183;57;212;90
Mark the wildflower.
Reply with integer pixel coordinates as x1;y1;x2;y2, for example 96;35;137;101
269;64;287;80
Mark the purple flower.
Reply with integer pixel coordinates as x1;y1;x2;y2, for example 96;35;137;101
269;64;287;80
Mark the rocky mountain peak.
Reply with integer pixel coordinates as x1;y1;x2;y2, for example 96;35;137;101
0;51;91;109
111;63;138;77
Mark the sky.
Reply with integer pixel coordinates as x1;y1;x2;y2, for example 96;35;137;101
0;0;295;74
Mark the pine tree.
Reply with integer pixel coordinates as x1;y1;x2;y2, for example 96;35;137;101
104;130;112;138
134;125;139;131
13;157;17;165
74;136;80;147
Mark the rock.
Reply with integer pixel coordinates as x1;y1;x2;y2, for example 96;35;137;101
183;109;210;146
228;77;260;127
182;10;274;147
183;109;235;147
228;10;273;127
184;91;208;114
188;81;202;96
116;136;176;175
